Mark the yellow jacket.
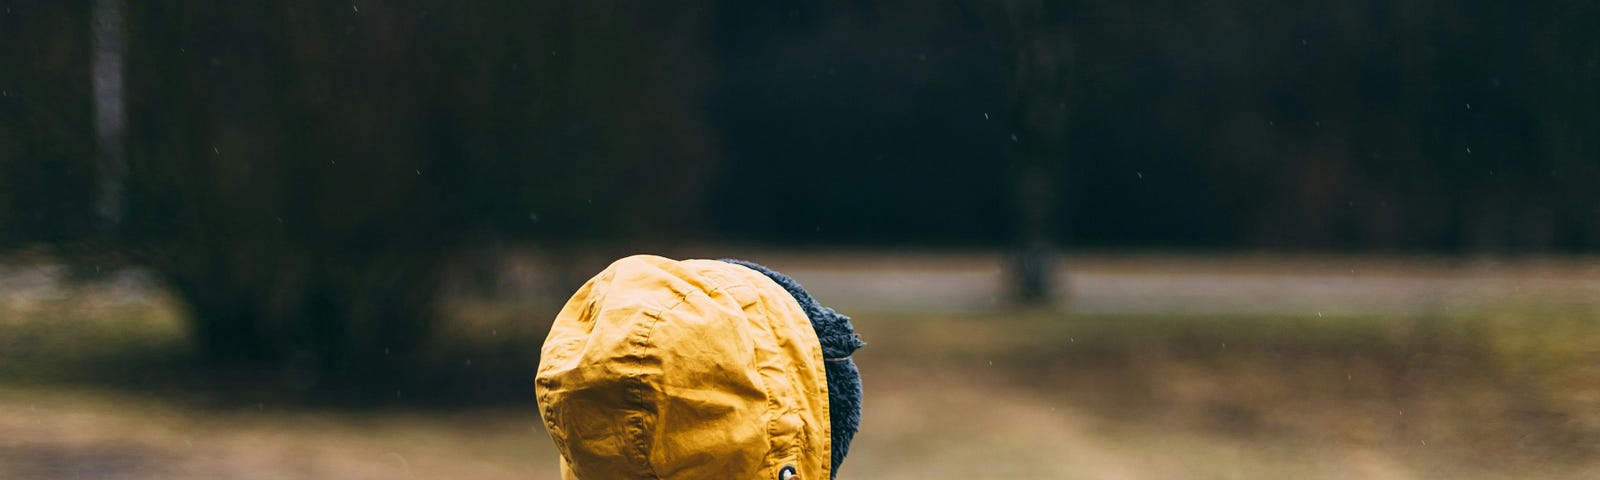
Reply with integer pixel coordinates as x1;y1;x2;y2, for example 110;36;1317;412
537;255;848;479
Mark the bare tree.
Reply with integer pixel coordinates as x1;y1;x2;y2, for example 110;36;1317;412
952;0;1075;304
91;0;126;227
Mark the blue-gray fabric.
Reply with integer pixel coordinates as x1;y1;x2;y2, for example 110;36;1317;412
720;259;864;479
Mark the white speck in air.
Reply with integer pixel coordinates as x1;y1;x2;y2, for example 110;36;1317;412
352;4;359;12
983;112;989;120
1466;147;1472;154
1466;103;1472;110
1136;171;1143;179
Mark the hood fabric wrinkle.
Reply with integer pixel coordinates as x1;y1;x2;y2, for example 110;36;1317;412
720;259;865;478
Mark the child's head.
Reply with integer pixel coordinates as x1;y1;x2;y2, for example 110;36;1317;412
536;255;864;479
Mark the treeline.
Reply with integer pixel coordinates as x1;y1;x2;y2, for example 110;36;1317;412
707;0;1600;252
1;0;1595;388
5;1;1598;253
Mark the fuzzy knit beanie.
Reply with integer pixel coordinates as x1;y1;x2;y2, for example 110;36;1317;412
720;259;865;478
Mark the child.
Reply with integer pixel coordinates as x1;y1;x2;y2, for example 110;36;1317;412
536;255;864;479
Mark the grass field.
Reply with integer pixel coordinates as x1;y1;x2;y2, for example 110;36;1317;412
2;256;1598;479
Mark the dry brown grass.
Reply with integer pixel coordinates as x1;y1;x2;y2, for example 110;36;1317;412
851;310;1600;479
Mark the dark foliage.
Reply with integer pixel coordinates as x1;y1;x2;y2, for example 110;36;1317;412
2;0;1597;390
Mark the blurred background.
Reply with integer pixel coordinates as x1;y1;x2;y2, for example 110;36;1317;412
3;1;1599;478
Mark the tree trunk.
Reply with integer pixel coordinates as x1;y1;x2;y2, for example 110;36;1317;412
1011;161;1056;304
91;0;126;227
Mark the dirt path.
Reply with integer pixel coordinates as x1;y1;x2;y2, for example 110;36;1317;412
8;253;1600;315
759;253;1600;314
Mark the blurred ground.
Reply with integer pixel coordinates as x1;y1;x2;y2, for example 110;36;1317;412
2;252;1598;479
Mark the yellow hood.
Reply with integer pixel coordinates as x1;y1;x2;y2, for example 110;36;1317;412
536;255;831;479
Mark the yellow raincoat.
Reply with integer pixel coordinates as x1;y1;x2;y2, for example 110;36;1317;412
537;255;833;479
